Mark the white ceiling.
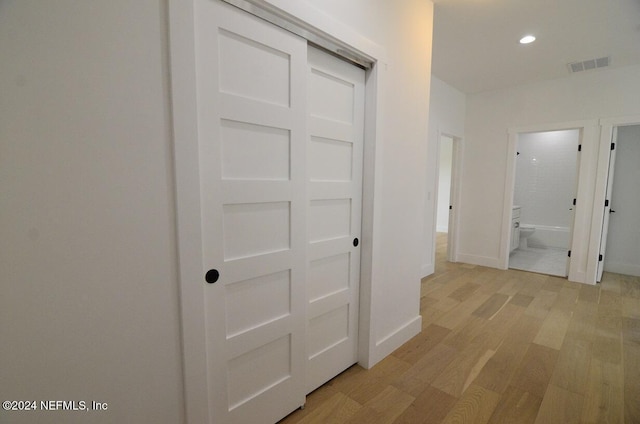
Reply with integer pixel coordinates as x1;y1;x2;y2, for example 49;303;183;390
432;0;640;94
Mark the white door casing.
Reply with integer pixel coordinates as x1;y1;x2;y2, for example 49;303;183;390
306;46;364;393
597;127;618;282
195;1;308;422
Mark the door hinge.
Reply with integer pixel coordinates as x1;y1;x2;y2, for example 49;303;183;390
573;198;576;206
449;205;452;210
605;199;609;207
578;144;582;152
599;254;603;261
568;250;572;258
611;142;616;150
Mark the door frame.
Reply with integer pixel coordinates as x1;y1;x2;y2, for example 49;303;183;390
168;0;388;422
586;114;640;283
595;126;617;282
500;120;598;283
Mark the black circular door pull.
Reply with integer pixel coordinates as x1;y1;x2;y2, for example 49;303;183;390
353;238;359;247
205;269;219;284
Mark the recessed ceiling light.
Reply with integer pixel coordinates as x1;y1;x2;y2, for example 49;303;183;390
519;35;536;44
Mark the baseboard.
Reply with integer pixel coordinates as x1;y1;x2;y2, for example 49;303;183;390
568;270;589;285
604;262;640;278
421;263;434;278
456;253;501;269
360;315;422;369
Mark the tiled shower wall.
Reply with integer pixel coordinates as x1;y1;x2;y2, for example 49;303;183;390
514;129;580;227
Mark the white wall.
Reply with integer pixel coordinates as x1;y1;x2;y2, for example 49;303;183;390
436;136;453;232
460;64;640;276
604;124;640;276
423;76;466;276
0;2;184;423
514;130;579;227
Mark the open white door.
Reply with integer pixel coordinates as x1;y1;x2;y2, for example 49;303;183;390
195;1;307;422
597;127;618;282
566;197;576;278
306;46;364;393
447;137;460;262
566;132;582;277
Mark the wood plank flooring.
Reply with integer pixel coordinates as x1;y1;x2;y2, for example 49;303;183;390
279;234;640;424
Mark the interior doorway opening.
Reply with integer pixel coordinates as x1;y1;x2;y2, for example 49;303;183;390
508;129;580;277
434;134;461;269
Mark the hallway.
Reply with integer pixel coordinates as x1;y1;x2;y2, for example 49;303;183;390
280;234;640;423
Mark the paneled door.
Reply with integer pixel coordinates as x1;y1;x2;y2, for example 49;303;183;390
194;1;308;423
306;46;365;393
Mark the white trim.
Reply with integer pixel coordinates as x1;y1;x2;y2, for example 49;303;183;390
457;253;501;269
167;1;209;423
499;129;518;270
366;316;422;368
421;263;435;277
600;115;640;127
358;60;387;369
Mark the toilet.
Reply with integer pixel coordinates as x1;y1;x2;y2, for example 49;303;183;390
519;224;536;249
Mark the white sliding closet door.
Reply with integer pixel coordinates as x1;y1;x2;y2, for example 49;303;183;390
192;1;367;421
195;1;307;423
306;46;365;393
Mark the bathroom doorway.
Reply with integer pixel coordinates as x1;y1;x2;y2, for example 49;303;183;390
434;134;461;266
508;129;580;276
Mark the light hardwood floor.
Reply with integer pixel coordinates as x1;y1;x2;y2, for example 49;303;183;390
279;233;640;423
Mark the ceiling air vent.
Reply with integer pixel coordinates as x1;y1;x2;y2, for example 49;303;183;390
568;56;610;73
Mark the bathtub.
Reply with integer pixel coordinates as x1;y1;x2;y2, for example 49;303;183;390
525;225;570;249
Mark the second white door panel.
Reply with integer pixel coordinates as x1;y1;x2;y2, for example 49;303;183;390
195;2;366;420
306;45;365;393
